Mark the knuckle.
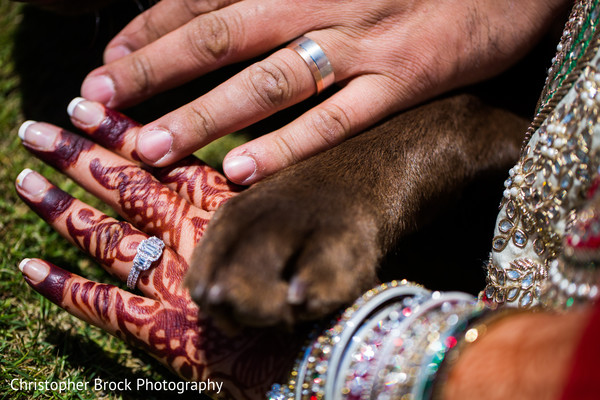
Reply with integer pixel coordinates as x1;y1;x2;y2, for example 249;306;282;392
128;53;154;97
310;105;351;147
187;12;233;63
272;134;300;166
246;61;294;109
98;221;128;252
182;0;237;16
187;102;217;142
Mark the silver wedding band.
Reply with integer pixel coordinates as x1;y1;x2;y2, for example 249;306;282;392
127;236;165;290
287;36;335;94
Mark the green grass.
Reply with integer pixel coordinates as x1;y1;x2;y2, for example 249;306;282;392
0;1;246;398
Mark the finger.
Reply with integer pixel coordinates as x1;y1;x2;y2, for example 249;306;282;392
104;0;241;63
18;121;210;255
223;74;400;184
67;98;241;209
15;169;191;298
133;47;315;166
152;157;240;211
17;258;206;381
80;0;333;108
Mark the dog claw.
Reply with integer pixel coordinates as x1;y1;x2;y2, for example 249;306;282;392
189;282;205;302
287;277;307;305
207;284;224;304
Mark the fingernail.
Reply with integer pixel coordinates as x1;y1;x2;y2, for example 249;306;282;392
81;74;115;105
67;97;104;127
19;258;49;284
16;169;48;198
223;156;257;184
104;44;131;63
18;121;59;150
138;129;172;163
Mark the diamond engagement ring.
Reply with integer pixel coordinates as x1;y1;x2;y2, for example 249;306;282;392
287;36;335;95
127;236;165;290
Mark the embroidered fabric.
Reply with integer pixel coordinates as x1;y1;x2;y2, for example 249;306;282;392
484;0;600;309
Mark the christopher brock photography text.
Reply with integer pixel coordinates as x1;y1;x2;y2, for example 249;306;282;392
8;377;224;395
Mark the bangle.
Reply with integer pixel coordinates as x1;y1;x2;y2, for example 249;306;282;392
428;307;525;400
369;292;478;400
267;280;429;400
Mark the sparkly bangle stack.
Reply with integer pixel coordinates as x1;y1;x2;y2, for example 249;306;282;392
266;282;493;400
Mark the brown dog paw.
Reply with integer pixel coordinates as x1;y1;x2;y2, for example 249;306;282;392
184;94;527;330
184;170;381;329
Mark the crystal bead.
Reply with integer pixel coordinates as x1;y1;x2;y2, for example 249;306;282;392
525;173;535;185
547;205;561;222
520;291;533;307
521;273;534;289
493;237;507;251
506;269;521;280
535;210;550;227
577;167;590;181
485;285;495;299
499;219;514;233
513;230;527;247
497;270;506;286
506;201;516;219
542;182;552;199
563;152;574;166
507;288;520;301
533;239;545;255
560;172;573;189
496;289;506;303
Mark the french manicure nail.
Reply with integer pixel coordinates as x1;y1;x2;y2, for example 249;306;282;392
104;44;132;63
67;97;104;127
18;121;58;150
16;169;48;198
138;129;172;163
18;258;49;284
223;156;257;184
81;74;115;105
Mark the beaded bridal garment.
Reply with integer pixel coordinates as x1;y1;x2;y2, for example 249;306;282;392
484;0;600;309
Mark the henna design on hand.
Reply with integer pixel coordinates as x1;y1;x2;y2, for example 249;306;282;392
18;185;74;223
153;157;241;211
89;158;209;250
87;107;140;156
18;111;298;398
65;208;139;269
25;260;299;398
23;128;93;171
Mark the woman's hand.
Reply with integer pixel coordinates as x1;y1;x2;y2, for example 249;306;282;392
80;0;569;184
14;104;297;400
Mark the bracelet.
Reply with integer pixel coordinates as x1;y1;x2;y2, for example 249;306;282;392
428;307;526;400
369;292;478;400
266;282;524;400
266;280;429;400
